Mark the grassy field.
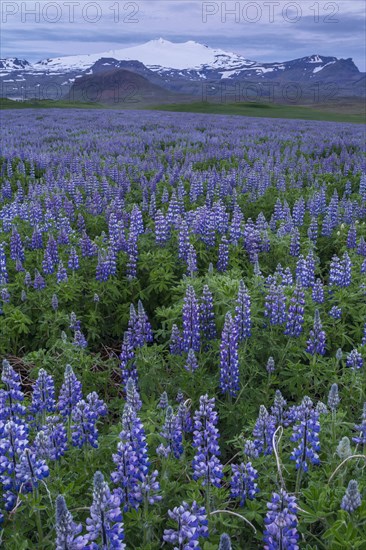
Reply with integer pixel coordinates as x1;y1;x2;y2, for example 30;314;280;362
1;97;365;123
150;101;365;123
0;98;104;110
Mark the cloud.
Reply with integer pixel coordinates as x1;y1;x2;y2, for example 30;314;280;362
1;0;364;70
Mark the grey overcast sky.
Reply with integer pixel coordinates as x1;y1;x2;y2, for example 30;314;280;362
1;0;365;70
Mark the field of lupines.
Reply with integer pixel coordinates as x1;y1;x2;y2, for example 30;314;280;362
0;109;365;549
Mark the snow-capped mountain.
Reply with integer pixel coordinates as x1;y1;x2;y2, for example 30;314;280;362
0;58;30;72
32;38;254;73
0;38;364;101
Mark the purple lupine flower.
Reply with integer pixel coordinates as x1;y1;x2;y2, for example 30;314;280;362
263;489;299;550
284;284;305;337
230;462;259;506
45;235;59;266
200;285;217;342
55;495;84;550
264;284;286;326
161;186;169;203
311;278;324;304
329;255;343;286
112;403;153;510
68;247;80;271
327;384;340;412
253;405;276;455
341;480;362;513
1;288;10;303
329;306;342;319
244;439;259;459
229;205;243;245
271;390;287;426
71;399;99;448
126;230;138;280
292;197;305;227
305;251;316;288
15;447;49;493
163;501;208;549
290;396;320;472
120;403;149;478
219;534;232;550
0;359;26;422
0;420;29;510
30;368;56;419
30;227;43;250
58;364;83;418
295;252;315;289
176;400;193;434
330;252;352;288
126;304;138;346
178;219;190;261
307;217;318;244
170;324;183;355
126;377;142;411
159;405;183;458
80;231;97;258
192;395;223;487
52;293;59;311
357;236;366;257
187;243;198;277
341;251;352;287
85;471;126;549
136;300;153;346
24;271;32;287
336;436;352;460
0;242;8;285
86;391;108;418
158;391;169;410
35;416;68;461
69;312;81;331
73;330;88;349
111;437;141;511
57;261;68;284
155;209;169;246
347;225;357;249
306;310;326;355
184;348;199;373
316;401;328;416
362;321;366;346
266;357;275;374
71;392;106;449
243;219;261;262
289;228;300;257
219;313;240;398
33;269;46;290
134;469;162;506
10;227;25;263
346;349;363;370
235;280;251;341
217;236;229;272
353;402;366;445
120;331;137;389
182;285;200;353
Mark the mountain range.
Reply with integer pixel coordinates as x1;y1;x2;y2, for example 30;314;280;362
1;38;364;104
